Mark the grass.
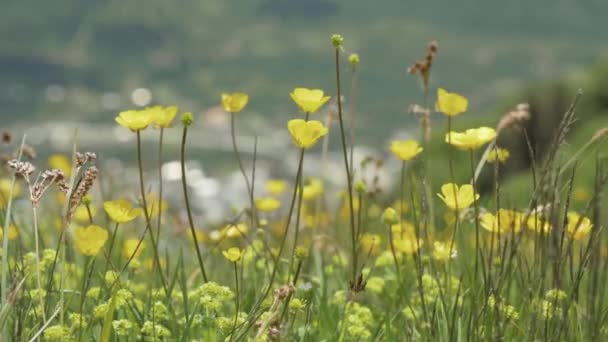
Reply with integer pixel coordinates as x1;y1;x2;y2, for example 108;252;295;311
1;34;608;341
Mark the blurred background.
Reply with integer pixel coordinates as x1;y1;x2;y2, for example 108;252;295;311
1;0;608;208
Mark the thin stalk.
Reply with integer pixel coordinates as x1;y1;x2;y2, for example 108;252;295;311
32;205;47;323
136;131;168;291
231;113;256;229
229;262;240;341
156;128;164;260
334;47;358;283
180;126;209;283
348;62;359;175
469;149;483;288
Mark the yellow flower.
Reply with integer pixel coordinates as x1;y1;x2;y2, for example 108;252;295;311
289;88;331;114
221;92;249;113
123;239;144;259
487;148;510;164
526;214;552;234
48;154;72;176
115;110;152;131
0;225;19;241
389;140;423;161
104;200;143;223
393;236;423;255
222;247;243;262
436;88;468;116
73;205;97;223
437;183;479;211
432;241;455;262
300;179;324;201
479;209;523;234
0;178;22;207
266;179;287;196
359;233;382;255
288;119;328;149
74;225;108;256
381;207;399;225
148;105;178;128
566;212;592;240
224;223;248;238
445;127;497;150
255;197;281;212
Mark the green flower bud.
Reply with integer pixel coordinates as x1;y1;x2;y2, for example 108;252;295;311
181;112;194;127
381;207;399;225
295;246;308;259
354;180;366;193
348;53;360;66
331;34;344;48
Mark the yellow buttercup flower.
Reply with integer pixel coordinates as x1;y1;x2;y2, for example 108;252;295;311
266;179;287;196
566;212;592;240
479;209;523;234
526;214;552;234
445;127;497;150
221;92;249;113
115;110;152;131
104;199;143;223
437;183;479;211
393;236;423;255
123;239;144;260
290;88;331;114
359;233;382;255
48;154;72;176
147;105;178;128
432;241;455;262
389;140;423;161
74;225;108;256
300;179;324;201
287;119;328;149
0;225;19;241
487;148;510;164
224;223;248;238
436;88;468;116
255;197;281;212
222;247;243;262
0;178;22;207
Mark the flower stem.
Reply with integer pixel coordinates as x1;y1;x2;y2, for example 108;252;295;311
231;113;256;229
334;47;358;284
180;126;209;283
32;205;47;323
156;128;164;262
229;262;240;341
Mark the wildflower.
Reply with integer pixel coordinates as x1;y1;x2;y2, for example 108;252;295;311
123;239;144;259
104;271;119;285
74;225;108;256
479;209;523;234
224;223;248;238
73;204;96;223
0;225;18;241
255;197;281;212
222;247;243;262
437;183;479;211
48;154;72;176
181;112;194;126
290;298;306;311
93;303;109;319
86;287;101;300
545;288;568;302
103;199;143;223
381;207;399;225
389;140;423;161
566;212;593;240
221;92;249;113
359;233;382;255
348;53;360;66
290;88;331;114
393;236;423;255
436;88;468;116
487;147;510;163
445;127;497;150
266;179;287;196
141;321;171;339
432;241;456;261
366;277;385;294
295;246;308;258
331;34;344;48
526;214;552;234
148;105;178;128
115;109;151;131
69;313;87;330
112;319;133;336
301;178;324;200
42;324;70;341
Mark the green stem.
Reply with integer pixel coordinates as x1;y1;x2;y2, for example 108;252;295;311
180;126;209;283
229;262;240;341
32;205;47;323
231;113;256;229
156;128;164;263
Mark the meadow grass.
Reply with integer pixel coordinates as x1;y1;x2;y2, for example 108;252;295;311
0;35;607;342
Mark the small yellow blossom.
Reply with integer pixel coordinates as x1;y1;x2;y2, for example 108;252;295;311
148;105;178;128
566;212;592;240
224;223;248;238
359;233;382;255
479;209;523;234
389;140;423;161
381;207;399;225
526;214;552;234
436;88;468;116
393;236;423;255
48;154;72;176
290;88;331;114
104;199;143;223
115;110;151;131
123;239;144;260
221;92;249;113
487;148;510;163
301;179;324;201
445;127;497;150
73;205;97;223
266;179;287;196
432;241;455;261
288;119;328;149
0;225;19;241
437;183;479;211
74;225;108;256
255;197;281;212
222;247;243;262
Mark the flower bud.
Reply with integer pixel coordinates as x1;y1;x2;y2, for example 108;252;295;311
354;180;366;194
180;112;194;127
381;207;399;225
331;34;344;48
295;246;308;259
348;53;360;66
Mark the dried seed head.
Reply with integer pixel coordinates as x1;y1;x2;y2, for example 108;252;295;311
496;103;531;132
591;127;608;142
7;159;35;177
428;40;439;54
